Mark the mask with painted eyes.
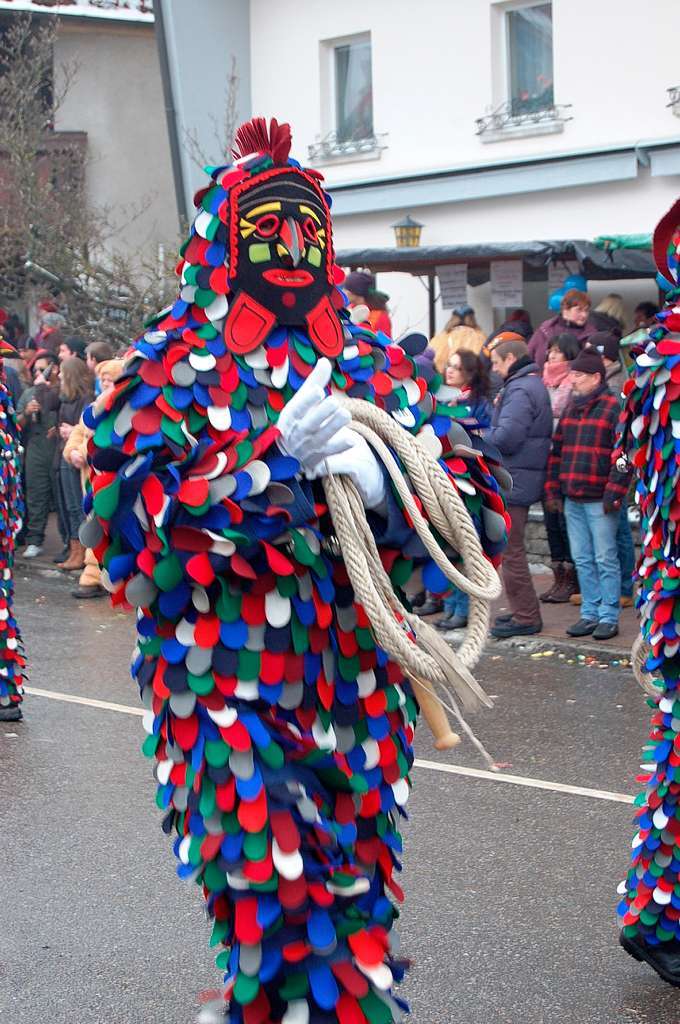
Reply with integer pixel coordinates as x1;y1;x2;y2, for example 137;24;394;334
221;121;344;358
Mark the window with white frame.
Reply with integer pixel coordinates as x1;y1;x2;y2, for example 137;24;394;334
311;32;383;163
506;2;554;116
333;34;373;143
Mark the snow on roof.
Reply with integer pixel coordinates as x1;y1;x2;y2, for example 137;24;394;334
0;1;154;23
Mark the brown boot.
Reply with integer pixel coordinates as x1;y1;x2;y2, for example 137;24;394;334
60;540;86;572
539;562;562;603
551;562;579;603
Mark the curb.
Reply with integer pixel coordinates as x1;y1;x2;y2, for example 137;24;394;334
15;557;77;582
487;635;632;663
438;627;633;663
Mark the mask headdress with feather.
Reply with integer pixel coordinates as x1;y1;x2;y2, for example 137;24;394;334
173;116;345;359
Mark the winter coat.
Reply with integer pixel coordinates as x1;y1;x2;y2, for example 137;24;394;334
486;318;533;346
545;384;630;506
16;382;59;454
3;366;23;411
485;358;553;506
55;393;90;466
63;417;92;490
605;361;626;403
366;309;392;338
528;315;599;370
591;311;624;339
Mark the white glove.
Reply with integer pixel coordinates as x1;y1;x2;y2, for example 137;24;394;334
307;427;387;512
277;358;352;473
278;359;386;512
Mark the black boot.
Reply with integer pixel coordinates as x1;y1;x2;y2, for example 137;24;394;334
539;562;562;603
566;618;597;637
490;617;542;639
0;704;22;721
550;562;579;603
620;931;680;988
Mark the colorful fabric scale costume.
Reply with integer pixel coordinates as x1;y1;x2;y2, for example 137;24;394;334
0;342;27;723
83;119;507;1022
616;198;680;986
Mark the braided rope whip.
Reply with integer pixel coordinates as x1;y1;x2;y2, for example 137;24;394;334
631;634;662;698
320;398;502;763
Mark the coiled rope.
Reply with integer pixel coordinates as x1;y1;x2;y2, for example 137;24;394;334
631;634;662;698
320;397;502;766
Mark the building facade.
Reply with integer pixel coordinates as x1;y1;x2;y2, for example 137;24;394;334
6;1;678;338
1;0;177;320
243;0;680;335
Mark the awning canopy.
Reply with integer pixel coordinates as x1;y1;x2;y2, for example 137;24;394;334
335;239;656;285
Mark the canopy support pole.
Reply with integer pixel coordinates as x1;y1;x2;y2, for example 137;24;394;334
428;272;436;337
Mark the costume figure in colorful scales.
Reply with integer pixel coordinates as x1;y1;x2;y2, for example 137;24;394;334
0;337;27;723
83;118;507;1023
616;198;680;987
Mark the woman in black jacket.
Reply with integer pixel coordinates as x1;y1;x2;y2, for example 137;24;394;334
55;357;93;570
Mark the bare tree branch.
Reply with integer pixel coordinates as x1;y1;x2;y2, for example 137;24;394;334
0;14;178;348
183;56;239;170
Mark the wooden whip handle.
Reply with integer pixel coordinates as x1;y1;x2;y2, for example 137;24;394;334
410;677;461;751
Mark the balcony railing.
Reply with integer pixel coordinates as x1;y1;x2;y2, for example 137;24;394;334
14;1;154;9
308;130;387;164
1;0;154;14
87;1;153;9
668;87;680;117
475;100;573;138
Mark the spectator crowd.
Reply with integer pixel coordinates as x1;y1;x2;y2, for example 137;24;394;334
426;288;656;642
0;301;124;600
0;285;656;639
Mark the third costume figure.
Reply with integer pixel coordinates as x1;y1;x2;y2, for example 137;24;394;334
83;118;507;1023
0;336;26;723
617;198;680;988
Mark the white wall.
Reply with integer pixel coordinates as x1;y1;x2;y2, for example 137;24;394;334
54;21;178;258
250;0;680;183
246;0;680;337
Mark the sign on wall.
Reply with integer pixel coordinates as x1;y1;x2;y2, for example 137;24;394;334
490;260;523;309
548;259;580;293
436;263;468;310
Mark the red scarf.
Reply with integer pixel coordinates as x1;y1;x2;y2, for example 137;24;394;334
543;360;571;388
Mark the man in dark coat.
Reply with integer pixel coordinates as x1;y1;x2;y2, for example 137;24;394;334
486;339;553;638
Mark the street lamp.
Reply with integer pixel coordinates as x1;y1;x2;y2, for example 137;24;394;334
392;214;423;248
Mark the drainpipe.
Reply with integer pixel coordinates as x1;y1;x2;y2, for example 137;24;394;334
427;272;436;337
154;0;188;226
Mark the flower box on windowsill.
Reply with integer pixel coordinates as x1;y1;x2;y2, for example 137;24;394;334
307;132;387;166
475;102;572;144
668;87;680;118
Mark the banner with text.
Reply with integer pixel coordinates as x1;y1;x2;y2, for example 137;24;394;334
490;260;523;309
436;263;468;310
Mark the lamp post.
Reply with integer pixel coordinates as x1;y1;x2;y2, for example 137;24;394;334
392;214;423;249
391;215;435;335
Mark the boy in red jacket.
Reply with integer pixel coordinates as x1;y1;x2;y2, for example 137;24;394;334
544;348;630;640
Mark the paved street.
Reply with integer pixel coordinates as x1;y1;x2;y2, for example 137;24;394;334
1;565;678;1024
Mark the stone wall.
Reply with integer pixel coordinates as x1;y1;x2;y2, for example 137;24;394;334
525;505;641;567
